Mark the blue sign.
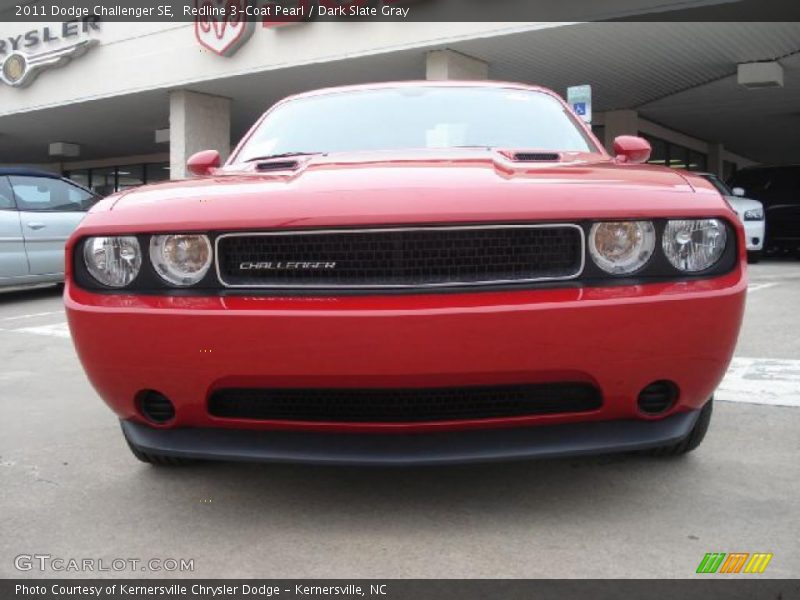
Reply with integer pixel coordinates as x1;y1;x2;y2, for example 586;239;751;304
566;85;592;123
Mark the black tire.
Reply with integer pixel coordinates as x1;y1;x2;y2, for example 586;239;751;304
747;251;761;264
646;398;713;457
124;435;196;466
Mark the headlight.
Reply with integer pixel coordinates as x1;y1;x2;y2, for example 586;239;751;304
662;219;727;272
149;234;213;286
83;236;142;288
744;208;763;221
588;221;656;274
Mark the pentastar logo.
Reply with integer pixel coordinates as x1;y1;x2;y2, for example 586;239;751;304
194;0;256;57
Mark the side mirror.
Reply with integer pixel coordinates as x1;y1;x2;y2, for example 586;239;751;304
732;187;746;197
613;136;652;164
187;150;221;177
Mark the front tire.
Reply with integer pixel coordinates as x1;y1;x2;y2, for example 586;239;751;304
646;398;713;457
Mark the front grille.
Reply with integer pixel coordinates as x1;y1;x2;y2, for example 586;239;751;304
208;383;602;423
216;225;583;289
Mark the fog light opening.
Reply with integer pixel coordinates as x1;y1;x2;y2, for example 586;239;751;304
137;390;175;424
637;381;678;415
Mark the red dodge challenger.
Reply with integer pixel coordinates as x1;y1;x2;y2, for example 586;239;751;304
65;82;746;466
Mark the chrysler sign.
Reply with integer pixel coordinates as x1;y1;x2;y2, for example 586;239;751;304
0;17;100;88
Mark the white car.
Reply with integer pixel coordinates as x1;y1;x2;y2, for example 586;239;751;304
0;168;98;288
699;172;765;262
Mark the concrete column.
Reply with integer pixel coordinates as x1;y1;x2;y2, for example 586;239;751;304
708;143;724;177
169;90;231;180
603;109;639;155
426;49;488;81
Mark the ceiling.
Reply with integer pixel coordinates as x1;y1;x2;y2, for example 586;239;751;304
1;22;798;165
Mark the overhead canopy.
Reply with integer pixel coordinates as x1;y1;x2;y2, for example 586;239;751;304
1;22;798;165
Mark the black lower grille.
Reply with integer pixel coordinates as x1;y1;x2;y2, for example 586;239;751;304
216;225;583;289
208;383;602;423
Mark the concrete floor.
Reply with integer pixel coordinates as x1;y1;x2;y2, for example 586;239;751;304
1;263;799;579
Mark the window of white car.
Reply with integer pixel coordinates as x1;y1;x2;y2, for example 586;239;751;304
10;176;95;212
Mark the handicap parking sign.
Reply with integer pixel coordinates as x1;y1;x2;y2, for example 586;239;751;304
567;85;592;123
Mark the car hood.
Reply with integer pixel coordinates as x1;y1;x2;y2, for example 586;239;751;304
725;195;763;216
86;150;729;233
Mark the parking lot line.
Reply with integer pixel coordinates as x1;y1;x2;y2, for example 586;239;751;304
747;282;779;293
0;311;64;322
717;357;800;408
9;322;71;339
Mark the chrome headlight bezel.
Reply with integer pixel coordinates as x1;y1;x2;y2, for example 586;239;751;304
149;234;213;287
82;236;142;288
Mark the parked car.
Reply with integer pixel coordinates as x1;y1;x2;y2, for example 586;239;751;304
0;168;98;289
65;82;746;466
696;172;765;262
729;165;800;256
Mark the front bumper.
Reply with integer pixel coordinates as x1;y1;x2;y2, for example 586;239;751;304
122;409;701;465
66;268;746;441
743;220;765;251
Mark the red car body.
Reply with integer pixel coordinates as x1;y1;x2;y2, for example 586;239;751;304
65;82;746;465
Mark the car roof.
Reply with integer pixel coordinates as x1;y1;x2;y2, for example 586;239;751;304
0;167;63;179
281;80;559;103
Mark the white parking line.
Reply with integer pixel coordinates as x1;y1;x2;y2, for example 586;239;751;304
747;282;779;293
11;322;71;339
717;357;800;408
0;311;63;322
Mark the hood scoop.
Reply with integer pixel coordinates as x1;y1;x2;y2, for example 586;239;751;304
511;152;561;162
255;160;300;172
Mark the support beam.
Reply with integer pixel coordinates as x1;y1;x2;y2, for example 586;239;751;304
603;109;639;155
708;143;724;177
426;49;488;81
169;90;231;180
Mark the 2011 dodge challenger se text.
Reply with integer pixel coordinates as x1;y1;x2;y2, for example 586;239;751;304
65;82;746;466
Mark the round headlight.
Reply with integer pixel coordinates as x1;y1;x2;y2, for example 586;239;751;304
662;219;727;272
588;221;656;275
149;234;212;286
83;236;142;288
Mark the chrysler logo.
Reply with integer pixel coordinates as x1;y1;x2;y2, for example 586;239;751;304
239;261;337;270
0;39;98;88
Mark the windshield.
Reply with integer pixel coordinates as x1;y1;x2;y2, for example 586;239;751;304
234;87;596;162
